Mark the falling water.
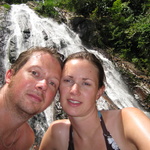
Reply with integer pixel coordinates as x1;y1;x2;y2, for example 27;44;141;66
0;4;149;147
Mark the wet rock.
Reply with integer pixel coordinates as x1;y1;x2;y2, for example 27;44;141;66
42;30;48;41
0;5;10;86
112;56;150;111
69;17;96;47
23;29;31;39
28;112;49;147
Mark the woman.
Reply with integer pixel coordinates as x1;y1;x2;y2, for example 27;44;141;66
39;51;150;150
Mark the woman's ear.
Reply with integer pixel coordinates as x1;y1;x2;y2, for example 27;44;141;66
5;69;14;83
96;86;105;100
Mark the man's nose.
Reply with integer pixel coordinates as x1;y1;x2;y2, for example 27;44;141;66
36;79;48;91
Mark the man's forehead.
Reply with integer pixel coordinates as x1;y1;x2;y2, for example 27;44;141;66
31;52;50;59
25;53;50;65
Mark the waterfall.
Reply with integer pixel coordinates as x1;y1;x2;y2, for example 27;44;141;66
0;4;149;147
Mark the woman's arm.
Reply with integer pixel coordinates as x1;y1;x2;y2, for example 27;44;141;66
39;119;70;150
122;107;150;150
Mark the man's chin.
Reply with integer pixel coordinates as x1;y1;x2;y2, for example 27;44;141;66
17;107;40;119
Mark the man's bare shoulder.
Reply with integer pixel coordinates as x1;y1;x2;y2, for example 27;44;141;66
20;122;34;137
16;122;35;150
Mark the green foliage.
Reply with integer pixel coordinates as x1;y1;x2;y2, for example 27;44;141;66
2;4;11;9
145;95;150;104
124;10;150;73
2;0;150;74
35;0;59;18
54;0;75;10
58;0;114;17
2;0;30;4
123;0;149;15
62;0;149;74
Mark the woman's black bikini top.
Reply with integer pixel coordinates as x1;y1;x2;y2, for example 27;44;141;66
68;111;120;150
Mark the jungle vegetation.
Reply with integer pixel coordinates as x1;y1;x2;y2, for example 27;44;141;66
2;0;150;75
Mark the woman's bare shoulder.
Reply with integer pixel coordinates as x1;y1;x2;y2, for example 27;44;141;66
102;107;149;119
39;119;70;150
121;107;149;119
51;119;70;125
50;119;70;129
121;108;150;149
47;119;70;137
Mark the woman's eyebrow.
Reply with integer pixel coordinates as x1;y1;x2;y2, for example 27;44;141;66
64;75;73;78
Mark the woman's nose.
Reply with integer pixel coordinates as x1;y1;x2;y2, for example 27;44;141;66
70;83;80;95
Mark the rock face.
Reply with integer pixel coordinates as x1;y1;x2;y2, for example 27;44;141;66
0;4;149;111
57;9;150;111
0;3;149;148
28;112;49;148
112;56;150;110
69;17;96;47
60;11;150;111
0;5;11;86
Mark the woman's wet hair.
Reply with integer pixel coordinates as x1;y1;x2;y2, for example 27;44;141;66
10;47;64;75
63;51;106;88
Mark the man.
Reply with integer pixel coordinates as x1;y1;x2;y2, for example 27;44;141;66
0;47;63;150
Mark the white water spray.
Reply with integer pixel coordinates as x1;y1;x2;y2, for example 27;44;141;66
1;4;149;147
4;4;149;119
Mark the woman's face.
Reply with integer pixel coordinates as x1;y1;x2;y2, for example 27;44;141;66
59;59;104;117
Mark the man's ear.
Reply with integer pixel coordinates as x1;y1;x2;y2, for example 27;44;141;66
5;69;14;83
96;86;105;100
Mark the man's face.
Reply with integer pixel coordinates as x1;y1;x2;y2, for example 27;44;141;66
6;52;61;117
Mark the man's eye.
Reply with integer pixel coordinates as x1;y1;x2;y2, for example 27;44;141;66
32;71;38;76
49;81;56;87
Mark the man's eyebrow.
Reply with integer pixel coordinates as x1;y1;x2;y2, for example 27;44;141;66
28;65;41;69
82;78;92;81
52;77;60;81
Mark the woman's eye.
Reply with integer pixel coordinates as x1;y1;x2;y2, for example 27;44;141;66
64;79;71;82
63;79;74;84
83;82;90;86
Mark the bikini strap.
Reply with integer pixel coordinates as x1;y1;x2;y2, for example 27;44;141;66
68;125;74;150
98;111;102;117
100;115;111;136
99;113;115;150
